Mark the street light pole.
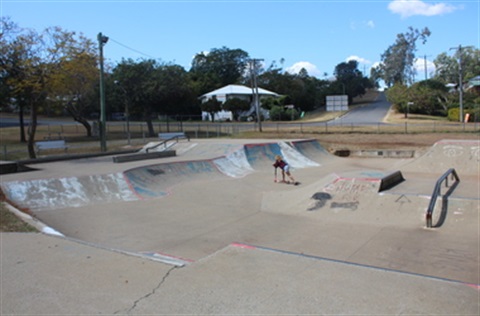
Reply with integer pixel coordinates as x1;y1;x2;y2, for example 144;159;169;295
450;45;474;123
98;32;108;152
250;58;263;132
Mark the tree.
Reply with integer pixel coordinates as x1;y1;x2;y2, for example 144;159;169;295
222;97;250;121
0;18;32;143
111;59;161;136
200;97;222;122
334;60;373;104
385;83;409;116
190;46;250;95
258;63;328;112
433;48;480;84
408;80;449;115
48;30;98;136
380;27;431;86
386;80;449;117
152;64;197;117
0;19;103;156
0;19;59;158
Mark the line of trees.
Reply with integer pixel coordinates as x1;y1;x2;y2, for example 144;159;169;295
371;26;479;121
1;17;374;158
3;17;476;159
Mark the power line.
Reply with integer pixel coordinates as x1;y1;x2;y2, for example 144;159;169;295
108;37;158;60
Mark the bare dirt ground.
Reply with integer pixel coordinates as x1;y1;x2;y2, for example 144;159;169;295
314;133;480;153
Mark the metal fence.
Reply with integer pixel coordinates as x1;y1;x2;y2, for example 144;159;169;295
2;120;479;160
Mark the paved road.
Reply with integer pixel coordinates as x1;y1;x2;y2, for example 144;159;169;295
327;92;391;126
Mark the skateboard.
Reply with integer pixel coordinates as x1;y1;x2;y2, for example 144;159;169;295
275;180;300;186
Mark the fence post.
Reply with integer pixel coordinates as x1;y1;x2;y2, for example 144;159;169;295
404;122;408;134
2;144;6;160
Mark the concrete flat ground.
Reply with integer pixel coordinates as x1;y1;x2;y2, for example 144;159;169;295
1;138;479;314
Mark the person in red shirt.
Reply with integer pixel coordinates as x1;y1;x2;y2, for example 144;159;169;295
273;155;296;183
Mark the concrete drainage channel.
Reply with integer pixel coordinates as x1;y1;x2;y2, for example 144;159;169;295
333;149;415;158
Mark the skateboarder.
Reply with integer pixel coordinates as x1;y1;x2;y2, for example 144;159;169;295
273;155;296;184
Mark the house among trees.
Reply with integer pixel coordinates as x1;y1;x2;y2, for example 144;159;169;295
466;75;480;95
199;84;279;121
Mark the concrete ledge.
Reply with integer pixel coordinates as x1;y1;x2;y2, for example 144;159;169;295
0;161;35;175
353;150;415;158
113;150;176;163
379;170;405;192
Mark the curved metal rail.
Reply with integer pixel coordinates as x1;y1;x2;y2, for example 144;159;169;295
426;168;460;228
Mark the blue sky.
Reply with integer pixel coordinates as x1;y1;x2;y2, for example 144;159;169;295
2;0;479;81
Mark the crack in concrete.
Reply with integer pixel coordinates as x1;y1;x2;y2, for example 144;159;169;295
114;265;180;314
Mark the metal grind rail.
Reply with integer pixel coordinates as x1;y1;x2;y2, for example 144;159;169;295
426;168;460;228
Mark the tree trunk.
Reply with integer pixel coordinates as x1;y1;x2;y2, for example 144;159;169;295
77;117;92;137
64;101;92;137
26;103;38;159
146;118;155;137
18;105;26;143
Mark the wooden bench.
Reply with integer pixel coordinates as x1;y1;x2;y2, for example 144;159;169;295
35;140;69;153
158;132;190;141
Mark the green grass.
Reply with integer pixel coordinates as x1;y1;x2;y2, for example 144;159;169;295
0;203;38;233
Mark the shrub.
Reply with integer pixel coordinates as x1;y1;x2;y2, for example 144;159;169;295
448;108;459;121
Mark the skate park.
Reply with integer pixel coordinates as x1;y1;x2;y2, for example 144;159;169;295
1;137;479;314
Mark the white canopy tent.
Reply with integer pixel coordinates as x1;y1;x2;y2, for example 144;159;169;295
200;84;279;100
200;84;279;121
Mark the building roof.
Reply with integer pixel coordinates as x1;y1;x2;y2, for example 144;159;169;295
200;84;279;99
468;75;480;86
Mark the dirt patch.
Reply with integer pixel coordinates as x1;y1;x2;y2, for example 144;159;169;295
314;133;479;153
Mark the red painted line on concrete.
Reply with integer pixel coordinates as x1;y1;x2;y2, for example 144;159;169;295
464;283;480;290
231;242;257;249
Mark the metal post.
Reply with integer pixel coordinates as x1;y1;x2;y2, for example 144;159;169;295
250;59;263;132
98;32;109;152
450;45;474;123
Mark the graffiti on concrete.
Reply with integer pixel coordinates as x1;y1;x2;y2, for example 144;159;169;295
147;168;165;176
324;179;377;202
331;201;359;211
470;146;480;161
443;145;464;158
307;192;331;211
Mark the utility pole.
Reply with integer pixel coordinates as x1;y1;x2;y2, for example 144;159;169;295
98;32;109;151
450;45;474;123
424;54;428;80
250;58;264;132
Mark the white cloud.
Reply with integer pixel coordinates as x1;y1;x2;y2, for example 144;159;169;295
388;0;459;18
346;55;371;64
350;20;375;30
285;61;321;77
414;57;436;80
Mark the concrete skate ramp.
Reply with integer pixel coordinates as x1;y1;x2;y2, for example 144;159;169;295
262;170;398;217
1;141;323;211
290;139;333;164
401;139;480;175
1;173;139;211
244;141;318;170
124;160;229;198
